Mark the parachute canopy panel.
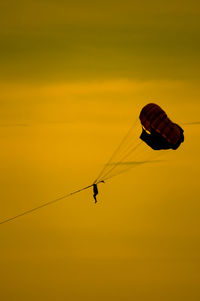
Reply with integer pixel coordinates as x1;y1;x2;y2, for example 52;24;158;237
139;103;184;150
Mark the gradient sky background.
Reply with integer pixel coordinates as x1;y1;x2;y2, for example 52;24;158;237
0;1;200;300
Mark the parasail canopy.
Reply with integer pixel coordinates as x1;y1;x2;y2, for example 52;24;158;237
139;103;184;150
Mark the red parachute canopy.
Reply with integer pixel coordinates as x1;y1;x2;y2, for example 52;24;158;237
139;103;184;150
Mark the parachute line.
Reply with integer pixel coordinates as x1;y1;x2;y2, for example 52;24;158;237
0;181;104;226
101;152;168;182
182;122;200;125
94;118;138;183
98;141;142;181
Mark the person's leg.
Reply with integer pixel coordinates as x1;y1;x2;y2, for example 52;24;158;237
93;194;97;203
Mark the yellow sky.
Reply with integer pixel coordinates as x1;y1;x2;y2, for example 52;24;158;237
0;1;200;300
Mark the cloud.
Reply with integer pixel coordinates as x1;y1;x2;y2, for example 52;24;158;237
0;123;29;127
108;160;165;166
0;0;200;82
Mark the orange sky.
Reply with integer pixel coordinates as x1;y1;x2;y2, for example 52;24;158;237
0;1;200;300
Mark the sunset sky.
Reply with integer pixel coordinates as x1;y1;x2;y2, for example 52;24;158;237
0;1;200;300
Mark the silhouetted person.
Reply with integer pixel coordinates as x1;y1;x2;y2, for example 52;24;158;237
93;184;98;203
